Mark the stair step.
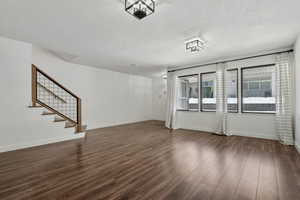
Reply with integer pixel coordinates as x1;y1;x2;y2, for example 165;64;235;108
42;111;56;116
54;116;66;122
65;121;76;128
28;105;42;108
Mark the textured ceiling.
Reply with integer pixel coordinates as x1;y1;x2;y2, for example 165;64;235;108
0;0;299;77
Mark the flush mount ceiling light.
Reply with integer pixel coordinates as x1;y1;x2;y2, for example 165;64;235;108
125;0;155;20
185;37;207;52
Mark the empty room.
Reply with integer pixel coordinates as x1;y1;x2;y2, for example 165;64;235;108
0;0;300;199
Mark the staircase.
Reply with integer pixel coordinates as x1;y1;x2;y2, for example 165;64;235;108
29;64;87;133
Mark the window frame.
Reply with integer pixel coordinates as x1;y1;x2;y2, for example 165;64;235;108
200;71;217;112
226;68;239;113
241;64;276;114
177;74;200;112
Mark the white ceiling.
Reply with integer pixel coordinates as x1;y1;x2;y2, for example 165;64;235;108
0;0;299;77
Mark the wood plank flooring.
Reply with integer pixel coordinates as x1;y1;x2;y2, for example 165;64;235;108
0;121;299;200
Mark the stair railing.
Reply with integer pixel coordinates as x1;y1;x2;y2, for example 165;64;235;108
31;64;82;132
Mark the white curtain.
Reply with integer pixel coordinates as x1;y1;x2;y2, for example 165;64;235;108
215;63;227;135
275;52;294;145
165;72;177;129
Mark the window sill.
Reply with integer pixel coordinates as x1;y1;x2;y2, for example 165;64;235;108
177;109;199;112
241;111;276;115
227;111;239;113
201;110;216;112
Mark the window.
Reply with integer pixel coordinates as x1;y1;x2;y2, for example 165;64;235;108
177;75;199;111
241;65;276;113
201;72;216;111
226;69;238;112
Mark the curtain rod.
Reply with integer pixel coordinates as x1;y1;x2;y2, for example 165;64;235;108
168;49;294;73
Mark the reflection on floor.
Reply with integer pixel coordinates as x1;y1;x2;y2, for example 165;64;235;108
0;121;299;200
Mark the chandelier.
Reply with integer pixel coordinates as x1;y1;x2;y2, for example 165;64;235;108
185;37;206;52
125;0;155;20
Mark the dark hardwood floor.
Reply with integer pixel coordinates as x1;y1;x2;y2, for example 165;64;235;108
0;121;299;200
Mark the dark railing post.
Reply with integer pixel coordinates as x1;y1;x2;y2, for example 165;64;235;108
76;98;82;133
32;65;37;107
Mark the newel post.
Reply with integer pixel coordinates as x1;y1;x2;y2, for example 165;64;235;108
31;64;37;107
76;98;82;133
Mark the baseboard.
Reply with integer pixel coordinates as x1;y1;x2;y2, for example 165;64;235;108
176;126;215;134
0;132;85;153
87;120;159;132
175;127;278;141
151;120;165;123
295;141;300;154
0;120;154;153
229;131;278;140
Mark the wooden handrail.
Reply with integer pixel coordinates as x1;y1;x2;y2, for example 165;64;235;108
31;64;82;128
32;64;80;99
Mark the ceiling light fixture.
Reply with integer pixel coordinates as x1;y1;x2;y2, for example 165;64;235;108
125;0;155;20
185;37;207;52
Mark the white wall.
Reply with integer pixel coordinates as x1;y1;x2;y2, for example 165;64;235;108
0;37;85;152
0;36;152;152
32;46;153;129
152;77;167;121
295;35;300;151
174;55;278;140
